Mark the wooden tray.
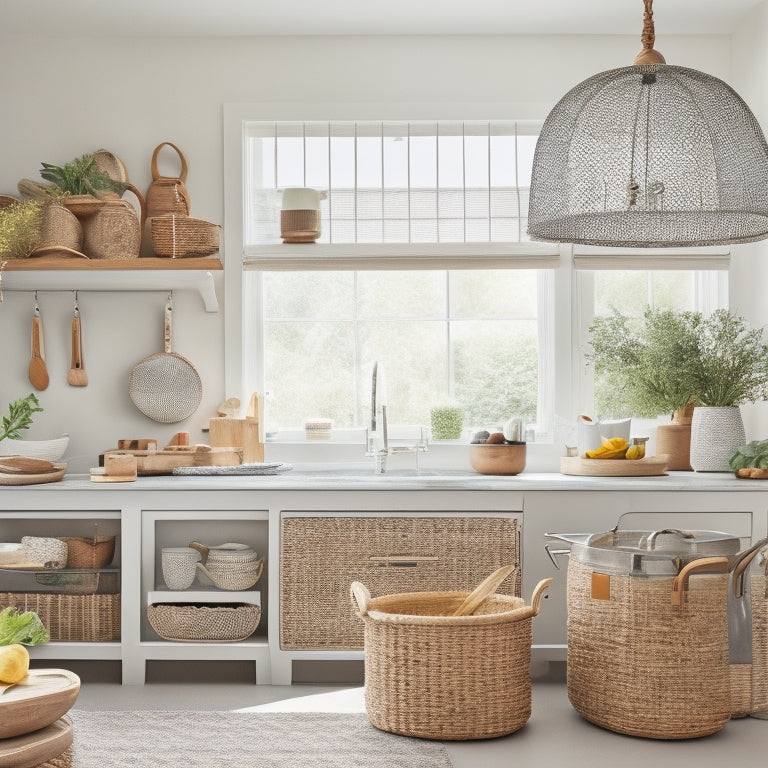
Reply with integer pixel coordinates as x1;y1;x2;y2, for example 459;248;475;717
103;447;242;476
0;463;66;486
560;455;669;477
0;669;80;739
0;717;72;768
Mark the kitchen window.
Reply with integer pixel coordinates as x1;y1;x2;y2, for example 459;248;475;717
224;107;729;460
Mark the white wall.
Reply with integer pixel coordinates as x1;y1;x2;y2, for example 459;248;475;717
0;32;743;472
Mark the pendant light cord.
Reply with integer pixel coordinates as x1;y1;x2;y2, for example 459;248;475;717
634;0;666;65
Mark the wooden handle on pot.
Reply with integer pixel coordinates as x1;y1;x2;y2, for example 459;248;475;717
350;581;371;617
670;556;729;606
151;142;189;182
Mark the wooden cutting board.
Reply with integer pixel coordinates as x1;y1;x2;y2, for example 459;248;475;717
103;446;242;475
0;716;72;768
0;668;80;739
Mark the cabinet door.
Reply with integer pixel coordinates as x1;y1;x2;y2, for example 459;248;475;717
280;514;520;650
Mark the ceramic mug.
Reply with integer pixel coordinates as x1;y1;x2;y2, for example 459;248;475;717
161;546;202;590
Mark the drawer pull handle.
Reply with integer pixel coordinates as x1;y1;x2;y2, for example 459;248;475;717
368;555;439;568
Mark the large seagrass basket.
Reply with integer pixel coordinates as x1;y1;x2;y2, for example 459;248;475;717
351;577;550;740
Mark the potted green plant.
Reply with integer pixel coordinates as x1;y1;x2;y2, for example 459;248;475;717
588;308;702;469
588;308;768;471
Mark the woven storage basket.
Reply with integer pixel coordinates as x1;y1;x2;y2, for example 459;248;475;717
145;142;191;218
280;516;520;650
81;184;146;260
352;578;550;740
0;593;120;641
751;568;768;718
147;602;261;642
57;535;116;569
150;214;220;258
566;557;731;739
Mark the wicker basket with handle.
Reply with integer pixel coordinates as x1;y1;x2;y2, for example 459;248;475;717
145;142;191;218
351;574;551;740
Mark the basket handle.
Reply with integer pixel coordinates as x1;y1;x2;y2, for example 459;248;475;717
151;142;189;182
188;540;209;564
350;581;371;617
529;577;553;617
122;182;147;227
670;556;729;606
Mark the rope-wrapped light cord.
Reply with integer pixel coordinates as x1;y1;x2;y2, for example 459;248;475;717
633;0;666;65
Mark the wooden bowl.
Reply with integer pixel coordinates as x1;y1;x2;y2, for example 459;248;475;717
0;669;80;739
469;442;526;475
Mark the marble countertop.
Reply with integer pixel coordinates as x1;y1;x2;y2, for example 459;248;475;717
6;469;766;493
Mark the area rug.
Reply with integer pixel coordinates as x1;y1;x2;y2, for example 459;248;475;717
65;710;454;768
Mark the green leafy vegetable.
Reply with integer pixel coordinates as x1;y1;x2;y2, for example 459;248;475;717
0;393;43;442
0;606;50;646
729;439;768;472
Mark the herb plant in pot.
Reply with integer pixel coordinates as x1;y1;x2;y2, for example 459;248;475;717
588;308;702;470
685;310;768;472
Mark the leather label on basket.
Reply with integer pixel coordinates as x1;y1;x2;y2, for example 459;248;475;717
591;572;611;600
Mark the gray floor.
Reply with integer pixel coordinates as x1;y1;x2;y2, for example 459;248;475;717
67;664;768;767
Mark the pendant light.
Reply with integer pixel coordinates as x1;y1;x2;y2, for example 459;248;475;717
527;0;768;247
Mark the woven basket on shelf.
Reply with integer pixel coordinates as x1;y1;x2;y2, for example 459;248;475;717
566;557;731;739
146;142;191;218
57;535;116;569
0;593;120;642
150;214;220;258
81;184;146;260
751;571;768;718
147;602;261;642
351;579;550;741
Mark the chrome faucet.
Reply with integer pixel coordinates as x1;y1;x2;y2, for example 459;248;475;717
366;361;428;473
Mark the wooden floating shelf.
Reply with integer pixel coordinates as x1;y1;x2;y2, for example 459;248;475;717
1;257;223;312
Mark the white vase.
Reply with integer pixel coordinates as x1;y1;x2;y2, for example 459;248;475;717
689;406;746;472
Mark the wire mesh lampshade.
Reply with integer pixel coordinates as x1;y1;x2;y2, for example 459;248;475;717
528;1;768;247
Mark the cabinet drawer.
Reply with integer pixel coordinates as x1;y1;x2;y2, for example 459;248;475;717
280;514;520;650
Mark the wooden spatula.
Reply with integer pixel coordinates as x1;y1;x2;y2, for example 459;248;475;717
67;306;88;387
28;313;49;391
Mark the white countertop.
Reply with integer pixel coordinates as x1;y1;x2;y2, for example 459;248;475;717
5;470;766;492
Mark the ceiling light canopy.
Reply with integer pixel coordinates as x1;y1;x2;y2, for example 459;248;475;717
527;0;768;248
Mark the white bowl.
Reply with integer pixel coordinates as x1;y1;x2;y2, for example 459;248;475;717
0;435;69;461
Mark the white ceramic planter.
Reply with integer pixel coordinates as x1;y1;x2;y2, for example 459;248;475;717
689;406;746;472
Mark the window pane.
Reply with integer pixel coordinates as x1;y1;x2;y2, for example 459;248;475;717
261;270;543;432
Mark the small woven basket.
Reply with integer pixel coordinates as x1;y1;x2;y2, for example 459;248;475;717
146;142;191;218
150;214;220;258
147;602;261;642
57;535;116;569
351;578;550;740
566;557;731;739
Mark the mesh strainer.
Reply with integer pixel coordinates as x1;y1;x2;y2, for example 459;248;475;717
128;294;202;423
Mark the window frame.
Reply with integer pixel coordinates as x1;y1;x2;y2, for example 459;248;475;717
224;103;730;470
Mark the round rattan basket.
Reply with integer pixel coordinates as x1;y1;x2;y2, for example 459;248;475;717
147;602;261;642
351;579;550;740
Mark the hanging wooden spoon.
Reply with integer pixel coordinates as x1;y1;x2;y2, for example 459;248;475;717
67;299;88;387
28;306;49;391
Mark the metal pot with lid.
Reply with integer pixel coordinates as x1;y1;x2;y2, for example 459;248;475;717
545;527;742;577
545;525;766;739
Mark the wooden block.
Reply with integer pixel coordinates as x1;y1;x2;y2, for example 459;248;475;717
104;453;137;480
209;417;246;449
243;419;264;463
166;432;190;447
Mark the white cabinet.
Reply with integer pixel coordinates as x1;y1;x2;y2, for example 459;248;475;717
0;475;766;685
